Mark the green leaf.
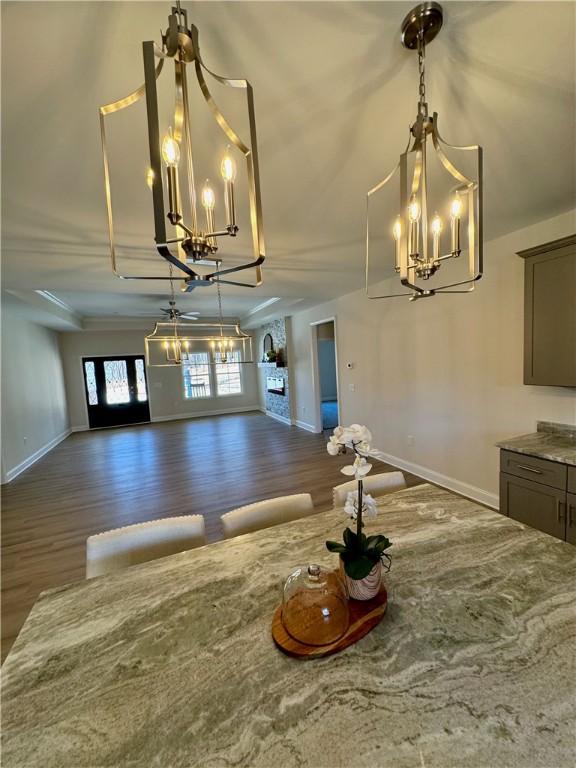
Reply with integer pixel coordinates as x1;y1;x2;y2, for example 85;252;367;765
374;538;392;555
343;527;357;549
326;541;347;554
344;555;378;580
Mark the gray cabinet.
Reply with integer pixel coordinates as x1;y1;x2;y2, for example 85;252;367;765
517;235;576;387
500;472;566;540
499;450;573;544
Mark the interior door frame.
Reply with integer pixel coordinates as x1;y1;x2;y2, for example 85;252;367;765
81;354;151;430
310;316;341;434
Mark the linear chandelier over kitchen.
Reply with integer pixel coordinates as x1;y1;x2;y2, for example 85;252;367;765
366;2;483;301
145;268;253;366
99;1;265;292
145;321;253;367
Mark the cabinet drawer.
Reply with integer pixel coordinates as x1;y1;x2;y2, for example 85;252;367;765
568;466;576;495
500;472;566;541
500;450;567;490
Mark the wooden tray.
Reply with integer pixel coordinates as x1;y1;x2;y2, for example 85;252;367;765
272;586;387;659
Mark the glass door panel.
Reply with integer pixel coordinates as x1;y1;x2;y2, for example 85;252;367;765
103;360;131;404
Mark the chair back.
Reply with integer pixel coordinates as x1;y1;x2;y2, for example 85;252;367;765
221;493;315;539
332;471;406;508
86;515;206;579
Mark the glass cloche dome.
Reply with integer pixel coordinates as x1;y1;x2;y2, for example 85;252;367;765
281;564;349;646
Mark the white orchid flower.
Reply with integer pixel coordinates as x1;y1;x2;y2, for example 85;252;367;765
344;491;378;521
340;455;372;479
326;439;340;456
333;426;345;441
330;424;373;450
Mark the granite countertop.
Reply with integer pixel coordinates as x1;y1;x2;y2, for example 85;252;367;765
2;484;575;768
496;422;576;466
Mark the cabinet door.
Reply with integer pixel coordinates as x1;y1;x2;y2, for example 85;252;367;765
500;472;566;541
567;493;576;546
568;466;576;495
520;237;576;386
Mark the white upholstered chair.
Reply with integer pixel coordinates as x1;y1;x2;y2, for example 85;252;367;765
221;493;315;539
332;472;406;508
86;515;206;579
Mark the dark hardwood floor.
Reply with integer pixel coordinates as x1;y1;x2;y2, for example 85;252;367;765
1;412;422;661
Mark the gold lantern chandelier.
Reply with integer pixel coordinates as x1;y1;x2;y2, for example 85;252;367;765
145;268;253;367
100;1;265;292
366;2;483;301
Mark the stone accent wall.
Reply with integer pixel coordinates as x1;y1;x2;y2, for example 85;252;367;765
257;318;291;422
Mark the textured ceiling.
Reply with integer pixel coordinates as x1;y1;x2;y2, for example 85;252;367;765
1;1;574;321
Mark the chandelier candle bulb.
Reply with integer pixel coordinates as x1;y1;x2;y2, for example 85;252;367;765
450;194;462;255
221;149;238;232
408;196;421;257
393;217;402;272
162;131;182;223
201;181;216;246
161;132;180;167
431;213;442;262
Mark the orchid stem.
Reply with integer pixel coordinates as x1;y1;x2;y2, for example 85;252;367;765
357;478;363;537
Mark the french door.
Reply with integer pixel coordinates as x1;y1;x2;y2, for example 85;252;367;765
82;356;151;429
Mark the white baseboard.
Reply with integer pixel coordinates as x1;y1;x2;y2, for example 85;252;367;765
71;425;89;432
294;419;319;433
368;448;499;510
265;410;293;426
151;406;260;423
3;429;72;484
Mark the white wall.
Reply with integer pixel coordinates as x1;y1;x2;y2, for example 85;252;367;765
58;330;260;429
1;294;69;481
288;210;576;506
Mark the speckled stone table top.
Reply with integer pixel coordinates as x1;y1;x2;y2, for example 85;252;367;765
2;484;575;768
496;423;576;466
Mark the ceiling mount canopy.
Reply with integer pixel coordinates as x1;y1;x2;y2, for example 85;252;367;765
400;2;443;50
366;2;483;301
100;1;265;293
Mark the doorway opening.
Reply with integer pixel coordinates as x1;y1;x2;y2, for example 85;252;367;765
311;319;339;432
82;355;151;429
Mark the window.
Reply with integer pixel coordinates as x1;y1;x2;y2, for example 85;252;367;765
183;352;212;399
215;350;242;396
182;351;243;399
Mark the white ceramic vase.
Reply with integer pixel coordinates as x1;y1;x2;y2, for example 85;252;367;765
340;558;382;601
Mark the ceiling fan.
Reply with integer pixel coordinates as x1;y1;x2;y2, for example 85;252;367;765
159;300;200;321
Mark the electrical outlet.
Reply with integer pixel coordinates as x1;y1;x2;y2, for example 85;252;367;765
301;406;306;415
349;383;356;392
407;435;415;446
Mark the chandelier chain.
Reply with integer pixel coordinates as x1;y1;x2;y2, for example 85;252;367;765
169;262;176;305
417;30;426;114
216;266;224;339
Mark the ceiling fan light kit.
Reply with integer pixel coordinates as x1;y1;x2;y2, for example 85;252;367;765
366;2;483;301
99;1;265;293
